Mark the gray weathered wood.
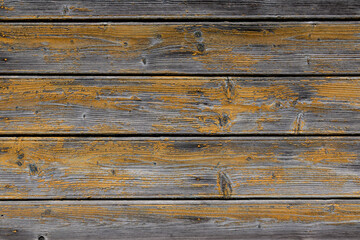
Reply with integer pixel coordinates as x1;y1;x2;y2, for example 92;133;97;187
1;0;360;20
2;2;360;240
0;137;359;199
1;76;359;134
0;200;360;239
2;23;360;74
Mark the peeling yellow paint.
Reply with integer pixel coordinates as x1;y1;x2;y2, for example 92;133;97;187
0;138;358;198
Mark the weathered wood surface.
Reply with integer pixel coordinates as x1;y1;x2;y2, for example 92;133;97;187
1;0;360;20
0;200;359;239
2;1;360;240
2;23;360;74
0;137;359;199
1;76;359;134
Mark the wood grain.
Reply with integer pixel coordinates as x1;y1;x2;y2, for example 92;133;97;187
0;76;359;134
1;0;360;20
2;23;360;74
0;200;359;239
0;137;359;199
2;1;360;239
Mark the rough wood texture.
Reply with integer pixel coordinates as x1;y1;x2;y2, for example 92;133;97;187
2;23;360;74
1;0;360;20
0;77;360;134
0;137;359;199
0;76;359;134
0;200;360;239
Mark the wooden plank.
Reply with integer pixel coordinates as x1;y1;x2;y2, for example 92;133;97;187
1;76;359;134
0;137;359;199
1;0;360;20
2;23;360;74
0;200;359;239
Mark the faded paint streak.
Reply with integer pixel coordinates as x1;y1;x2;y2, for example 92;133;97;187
0;137;358;199
1;77;358;134
1;23;360;74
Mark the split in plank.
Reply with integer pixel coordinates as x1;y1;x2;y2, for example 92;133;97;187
2;22;360;74
0;76;359;134
1;0;360;20
0;200;360;239
0;137;359;199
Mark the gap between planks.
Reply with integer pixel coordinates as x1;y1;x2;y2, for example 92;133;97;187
0;197;360;202
3;18;360;22
4;73;360;77
0;134;360;138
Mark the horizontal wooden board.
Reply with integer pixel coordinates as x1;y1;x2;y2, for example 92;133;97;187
0;137;359;199
1;76;359;134
1;0;360;20
0;200;360;239
2;23;360;74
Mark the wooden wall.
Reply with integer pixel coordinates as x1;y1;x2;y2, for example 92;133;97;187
0;1;359;239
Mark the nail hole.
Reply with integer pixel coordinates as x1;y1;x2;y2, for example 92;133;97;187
38;236;45;240
197;43;205;52
194;31;202;38
29;164;38;175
